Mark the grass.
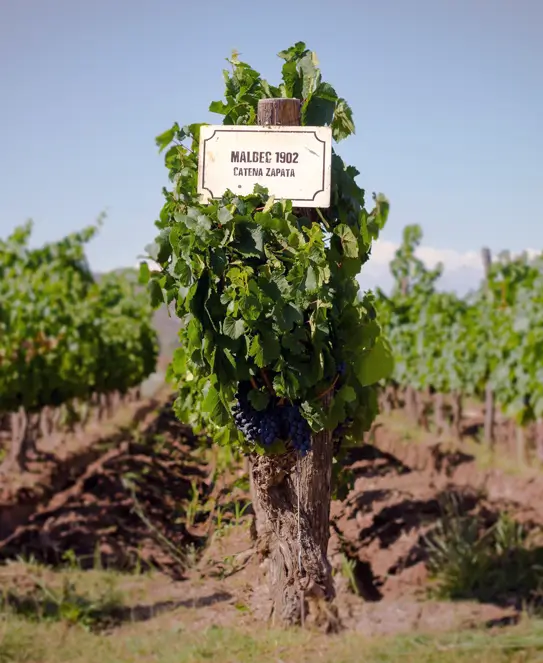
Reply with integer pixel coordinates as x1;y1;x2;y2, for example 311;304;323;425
2;612;543;663
2;533;543;663
0;560;127;632
2;555;543;663
0;558;542;663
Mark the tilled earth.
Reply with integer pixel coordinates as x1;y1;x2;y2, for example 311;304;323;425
1;400;543;635
329;431;543;601
0;397;212;576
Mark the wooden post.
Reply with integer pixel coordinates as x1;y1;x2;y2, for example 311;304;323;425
257;98;301;127
481;247;495;447
248;98;338;631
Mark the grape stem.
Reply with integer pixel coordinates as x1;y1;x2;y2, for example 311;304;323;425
260;369;275;395
317;373;339;401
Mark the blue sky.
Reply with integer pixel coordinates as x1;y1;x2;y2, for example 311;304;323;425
1;0;542;292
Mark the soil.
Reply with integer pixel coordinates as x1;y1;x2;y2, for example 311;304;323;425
1;397;542;636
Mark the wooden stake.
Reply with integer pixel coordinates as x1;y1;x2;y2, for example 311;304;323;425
481;248;492;284
481;247;495;448
257;98;301;127
257;98;316;223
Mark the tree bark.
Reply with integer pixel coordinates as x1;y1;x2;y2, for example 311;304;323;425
434;392;449;436
484;382;495;448
417;387;431;431
536;418;543;463
481;247;495;448
105;392;116;418
404;386;418;423
39;407;52;439
98;394;107;421
3;408;37;472
53;406;63;432
249;424;339;630
451;390;463;441
249;457;268;544
515;424;527;466
390;382;400;409
378;386;392;415
257;98;301;126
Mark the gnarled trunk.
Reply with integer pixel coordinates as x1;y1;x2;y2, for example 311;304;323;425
404;386;418;423
249;425;339;631
451;390;463;441
484;382;495;447
380;384;396;415
433;392;450;436
515;424;527;466
536;419;543;463
417;387;431;431
4;408;38;472
248;96;340;631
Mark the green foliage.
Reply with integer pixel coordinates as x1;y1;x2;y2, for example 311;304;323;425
6;608;543;663
144;43;391;455
377;224;543;425
425;496;543;606
0;573;124;632
0;221;159;415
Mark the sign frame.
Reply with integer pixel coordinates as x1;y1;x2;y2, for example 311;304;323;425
197;125;332;208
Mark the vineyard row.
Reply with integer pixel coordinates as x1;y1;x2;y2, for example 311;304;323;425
377;224;543;464
0;221;159;471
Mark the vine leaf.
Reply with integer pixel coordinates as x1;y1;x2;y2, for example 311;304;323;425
356;337;394;387
223;317;246;340
148;279;165;308
156;124;179;152
249;333;281;368
234;225;265;257
275;302;303;332
248;389;270;411
335;224;358;258
202;384;229;425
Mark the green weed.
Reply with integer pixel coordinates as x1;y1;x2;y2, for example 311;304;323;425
0;574;124;632
425;494;543;607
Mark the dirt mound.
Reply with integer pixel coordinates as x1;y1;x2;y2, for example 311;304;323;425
329;427;543;610
0;397;164;514
0;399;211;577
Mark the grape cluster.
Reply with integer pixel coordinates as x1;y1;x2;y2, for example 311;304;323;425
231;383;312;455
260;408;282;446
231;385;283;447
280;404;312;456
231;386;264;445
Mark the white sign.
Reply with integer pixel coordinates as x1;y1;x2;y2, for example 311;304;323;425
197;125;332;208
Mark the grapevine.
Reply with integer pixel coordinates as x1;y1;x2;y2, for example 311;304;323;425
0;220;159;469
376;223;543;456
144;43;393;457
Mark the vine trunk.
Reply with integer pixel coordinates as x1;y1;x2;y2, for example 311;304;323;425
249;423;339;631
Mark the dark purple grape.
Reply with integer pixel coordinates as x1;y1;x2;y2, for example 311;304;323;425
231;384;313;454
